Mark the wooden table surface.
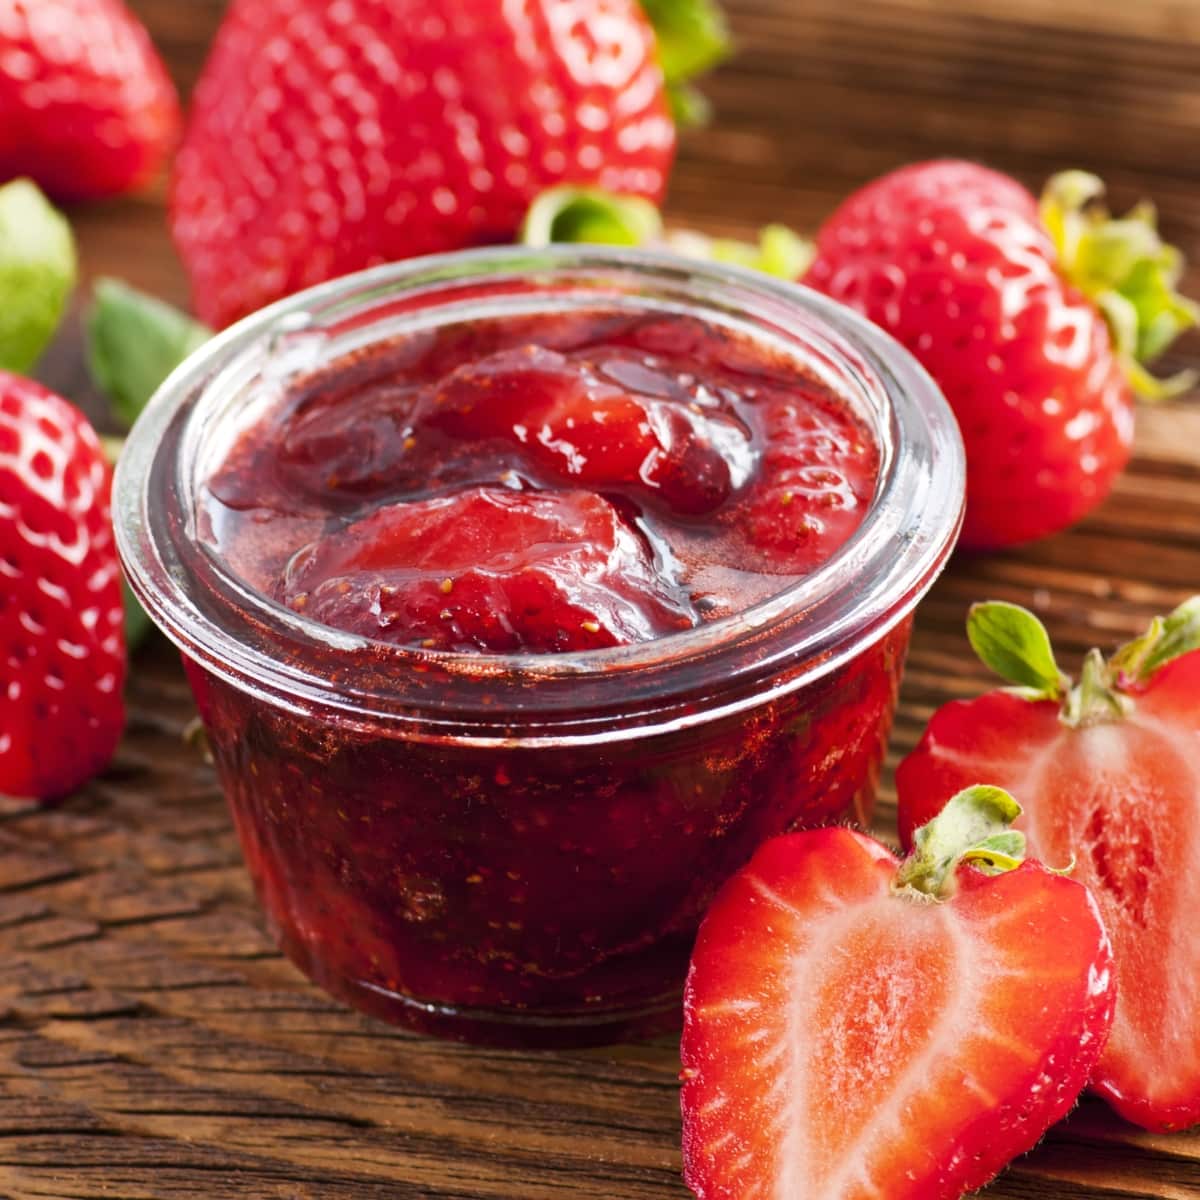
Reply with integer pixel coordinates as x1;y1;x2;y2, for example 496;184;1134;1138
4;1;1200;1197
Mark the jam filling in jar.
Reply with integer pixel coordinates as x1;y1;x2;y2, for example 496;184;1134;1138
203;307;880;650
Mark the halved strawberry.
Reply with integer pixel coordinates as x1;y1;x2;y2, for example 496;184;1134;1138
283;484;696;652
681;787;1115;1199
415;345;752;515
898;598;1200;1132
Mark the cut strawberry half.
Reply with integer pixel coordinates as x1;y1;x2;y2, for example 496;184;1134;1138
898;598;1200;1131
283;485;696;653
681;787;1115;1199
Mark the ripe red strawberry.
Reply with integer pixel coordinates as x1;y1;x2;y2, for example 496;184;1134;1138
0;373;126;798
805;162;1197;550
171;0;678;330
898;598;1200;1132
0;0;180;201
283;484;695;652
681;787;1115;1200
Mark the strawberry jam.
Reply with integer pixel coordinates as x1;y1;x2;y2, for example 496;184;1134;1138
203;310;879;648
116;250;965;1046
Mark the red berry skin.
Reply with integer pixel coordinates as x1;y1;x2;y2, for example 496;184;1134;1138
805;160;1134;551
681;828;1116;1200
898;655;1200;1132
0;374;126;798
170;0;675;329
0;0;180;201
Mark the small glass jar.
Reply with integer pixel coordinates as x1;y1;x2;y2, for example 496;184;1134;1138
115;247;964;1046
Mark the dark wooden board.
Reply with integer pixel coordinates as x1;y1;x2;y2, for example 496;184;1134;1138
4;1;1200;1196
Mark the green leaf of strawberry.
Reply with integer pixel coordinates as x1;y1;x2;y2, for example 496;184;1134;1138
87;278;211;430
666;223;814;278
966;600;1069;700
1040;170;1200;399
640;0;730;125
1109;594;1200;684
0;179;76;374
895;785;1027;896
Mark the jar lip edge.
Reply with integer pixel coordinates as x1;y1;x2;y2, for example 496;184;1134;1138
114;245;965;713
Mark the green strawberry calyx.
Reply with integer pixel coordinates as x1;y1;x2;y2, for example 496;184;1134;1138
1040;170;1199;400
521;186;664;248
894;785;1028;900
88;278;212;653
520;185;813;280
87;277;212;430
1108;595;1200;685
0;178;76;374
967;596;1200;728
640;0;731;126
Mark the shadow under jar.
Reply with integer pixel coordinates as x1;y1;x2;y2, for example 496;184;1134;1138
115;247;964;1047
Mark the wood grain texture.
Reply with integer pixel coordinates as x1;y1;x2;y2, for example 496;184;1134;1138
4;0;1200;1197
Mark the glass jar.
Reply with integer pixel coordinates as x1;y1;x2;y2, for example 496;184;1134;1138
114;247;964;1046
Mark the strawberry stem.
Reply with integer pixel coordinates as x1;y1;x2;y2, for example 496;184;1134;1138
894;786;1027;900
1063;648;1130;726
1040;170;1199;400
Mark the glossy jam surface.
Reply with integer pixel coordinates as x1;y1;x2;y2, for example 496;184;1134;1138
202;309;879;652
187;306;903;1046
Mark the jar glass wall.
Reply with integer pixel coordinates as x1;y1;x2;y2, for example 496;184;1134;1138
115;247;965;1046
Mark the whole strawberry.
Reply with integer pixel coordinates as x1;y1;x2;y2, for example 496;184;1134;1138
898;598;1200;1132
681;786;1115;1199
0;0;180;201
0;374;126;798
806;162;1198;550
171;0;679;329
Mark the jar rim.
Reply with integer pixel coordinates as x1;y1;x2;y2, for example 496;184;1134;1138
114;246;964;740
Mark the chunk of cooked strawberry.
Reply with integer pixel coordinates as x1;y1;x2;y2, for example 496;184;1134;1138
681;787;1115;1200
283;485;695;653
414;345;752;515
737;391;878;571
